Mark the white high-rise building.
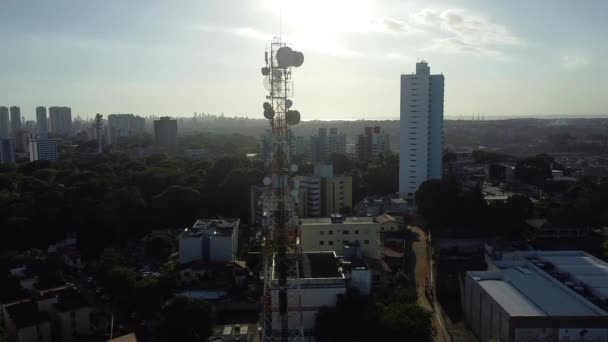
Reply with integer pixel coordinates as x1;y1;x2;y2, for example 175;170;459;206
399;61;444;198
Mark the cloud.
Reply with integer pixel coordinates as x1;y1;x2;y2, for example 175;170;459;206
412;8;523;58
234;27;273;41
561;55;590;69
379;17;409;33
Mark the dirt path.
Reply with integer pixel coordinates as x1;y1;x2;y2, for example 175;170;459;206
409;225;449;342
409;225;433;311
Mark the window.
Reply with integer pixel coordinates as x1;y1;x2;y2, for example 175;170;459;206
328;241;334;245
343;240;350;244
364;240;369;244
355;240;360;244
381;227;385;231
354;230;359;235
319;241;325;246
329;230;334;235
343;230;350;235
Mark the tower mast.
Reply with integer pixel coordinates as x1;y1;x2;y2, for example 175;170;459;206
260;37;305;342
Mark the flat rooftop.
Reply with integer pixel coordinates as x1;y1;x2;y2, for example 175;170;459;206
5;300;50;329
470;250;608;317
301;215;395;226
272;252;343;280
182;218;239;237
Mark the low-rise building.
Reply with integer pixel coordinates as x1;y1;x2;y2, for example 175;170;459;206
525;218;588;239
52;288;94;342
300;214;398;259
462;250;608;342
179;218;240;264
2;300;52;342
296;164;352;218
270;251;346;338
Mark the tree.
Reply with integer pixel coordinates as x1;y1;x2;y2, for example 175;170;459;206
362;153;398;196
156;296;215;342
329;153;353;175
316;289;379;342
415;179;458;231
603;240;608;260
151;186;203;228
377;303;433;341
145;234;174;261
515;155;552;185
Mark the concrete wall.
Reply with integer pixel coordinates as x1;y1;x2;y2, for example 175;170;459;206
179;235;203;264
56;307;93;342
209;235;235;262
16;323;52;342
271;279;346;333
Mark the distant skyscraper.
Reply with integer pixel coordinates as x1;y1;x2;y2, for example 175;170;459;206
399;61;444;198
29;135;59;161
9;106;21;136
49;106;72;135
0;139;16;164
107;114;146;144
15;131;31;153
0;107;9;138
154;117;178;152
311;127;346;162
36;106;48;133
356;126;390;161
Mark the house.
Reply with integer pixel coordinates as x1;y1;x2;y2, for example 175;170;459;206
300;214;398;259
2;300;52;342
525;218;588;239
179;218;240;264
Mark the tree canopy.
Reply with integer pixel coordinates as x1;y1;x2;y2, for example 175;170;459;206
155;296;215;342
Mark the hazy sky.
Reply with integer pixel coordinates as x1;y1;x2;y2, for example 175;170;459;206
1;0;607;120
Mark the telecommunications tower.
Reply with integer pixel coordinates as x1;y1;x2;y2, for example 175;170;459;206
259;37;305;342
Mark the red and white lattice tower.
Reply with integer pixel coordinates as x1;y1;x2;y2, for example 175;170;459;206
259;37;305;342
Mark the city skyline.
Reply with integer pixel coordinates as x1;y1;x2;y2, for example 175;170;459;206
1;0;607;120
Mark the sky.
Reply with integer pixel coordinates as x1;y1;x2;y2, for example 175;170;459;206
1;0;607;120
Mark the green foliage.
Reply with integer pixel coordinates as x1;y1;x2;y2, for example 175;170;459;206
145;234;174;261
156;296;215;342
0;151;265;257
316;289;379;342
377;303;433;342
514;154;553;185
415;179;459;231
329;153;354;174
316;275;433;342
416;179;535;239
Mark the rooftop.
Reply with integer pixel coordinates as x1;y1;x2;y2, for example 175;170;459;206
5;300;50;329
53;287;90;312
470;250;608;317
301;215;395;226
182;218;240;237
273;252;343;280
